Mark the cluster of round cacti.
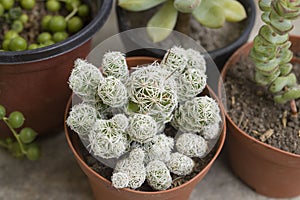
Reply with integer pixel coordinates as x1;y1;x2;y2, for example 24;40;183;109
67;46;222;191
0;0;90;51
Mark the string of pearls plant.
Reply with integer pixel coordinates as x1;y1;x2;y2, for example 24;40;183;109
67;46;222;191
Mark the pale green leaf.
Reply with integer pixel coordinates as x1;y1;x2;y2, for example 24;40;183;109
192;0;225;28
223;0;247;22
118;0;167;11
173;0;202;13
147;0;178;42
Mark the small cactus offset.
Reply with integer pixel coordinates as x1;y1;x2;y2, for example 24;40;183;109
88;118;130;159
66;102;98;139
67;46;222;191
69;59;103;101
146;160;172;190
118;0;247;42
250;0;300;104
172;96;221;133
127;114;158;143
167;152;195;176
101;51;129;82
112;148;146;189
142;134;174;163
98;76;128;108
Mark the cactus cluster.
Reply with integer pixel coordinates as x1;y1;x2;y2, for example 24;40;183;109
67;46;222;191
118;0;247;42
250;0;300;104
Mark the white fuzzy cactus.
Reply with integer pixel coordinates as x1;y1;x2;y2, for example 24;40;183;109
112;114;129;131
143;134;174;163
102;51;129;82
112;148;146;189
66;102;97;139
186;48;206;72
161;46;188;74
172;96;221;133
177;68;207;102
167;152;195;176
201;122;220;140
98;76;128;108
111;172;130;188
126;64;178;126
176;133;208;158
88;119;130;159
69;59;103;101
127;114;158;143
146;160;172;191
67;46;223;191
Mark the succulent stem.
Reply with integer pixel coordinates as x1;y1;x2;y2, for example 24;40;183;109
250;0;300;105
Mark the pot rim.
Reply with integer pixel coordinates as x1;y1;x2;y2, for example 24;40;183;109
64;56;227;195
0;0;112;64
218;35;300;159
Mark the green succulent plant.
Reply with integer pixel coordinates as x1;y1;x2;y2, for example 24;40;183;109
250;0;300;106
118;0;247;42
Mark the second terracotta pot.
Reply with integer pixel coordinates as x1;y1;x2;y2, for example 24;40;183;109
65;56;226;200
219;35;300;198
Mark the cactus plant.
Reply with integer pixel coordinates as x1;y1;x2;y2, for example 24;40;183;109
250;0;300;106
146;160;172;190
118;0;247;42
66;46;222;191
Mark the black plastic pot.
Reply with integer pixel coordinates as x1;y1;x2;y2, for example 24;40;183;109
115;0;256;70
0;0;112;138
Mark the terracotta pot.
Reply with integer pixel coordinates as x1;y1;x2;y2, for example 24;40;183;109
0;0;112;138
219;35;300;198
115;0;256;70
64;56;226;200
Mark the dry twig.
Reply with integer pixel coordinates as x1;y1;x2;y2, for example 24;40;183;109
282;110;288;128
259;129;274;142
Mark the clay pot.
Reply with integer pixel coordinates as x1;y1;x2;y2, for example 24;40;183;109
0;0;112;138
115;0;256;70
64;56;226;200
219;35;300;198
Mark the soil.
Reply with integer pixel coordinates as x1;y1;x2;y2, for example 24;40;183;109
79;124;219;191
121;8;246;52
0;1;90;48
224;56;300;154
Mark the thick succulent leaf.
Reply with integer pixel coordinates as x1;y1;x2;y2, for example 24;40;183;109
259;0;272;12
223;0;247;22
147;0;178;42
274;86;300;104
192;0;225;28
252;36;276;59
269;10;294;35
118;0;167;11
255;70;280;86
269;73;296;93
173;0;202;13
259;25;289;44
279;63;293;76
